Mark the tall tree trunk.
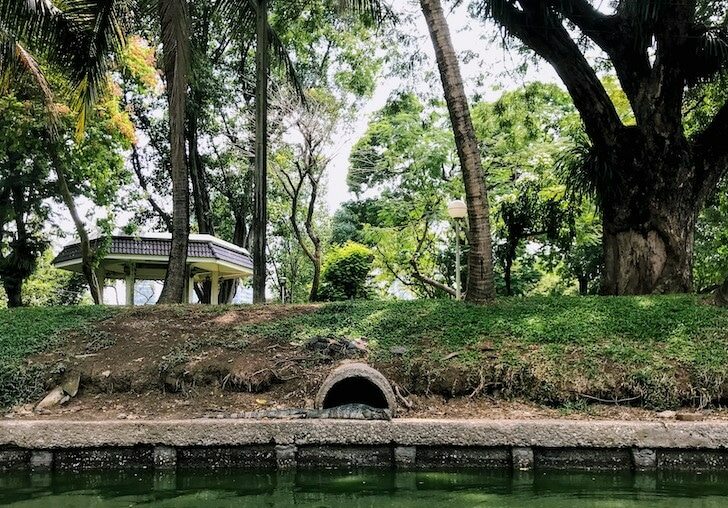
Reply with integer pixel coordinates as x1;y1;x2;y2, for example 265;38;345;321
3;279;22;308
420;0;496;303
504;256;513;297
717;277;728;307
599;135;696;295
188;108;213;235
50;149;102;305
578;275;589;296
252;0;269;303
309;251;321;302
157;0;191;304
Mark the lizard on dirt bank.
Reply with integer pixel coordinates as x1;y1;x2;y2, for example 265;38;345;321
223;403;392;421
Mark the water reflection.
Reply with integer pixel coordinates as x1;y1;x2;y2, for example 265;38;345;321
2;469;728;507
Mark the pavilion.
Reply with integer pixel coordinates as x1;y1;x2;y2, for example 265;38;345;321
52;234;253;305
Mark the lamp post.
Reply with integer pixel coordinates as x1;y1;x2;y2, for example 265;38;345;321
447;199;467;300
280;276;288;303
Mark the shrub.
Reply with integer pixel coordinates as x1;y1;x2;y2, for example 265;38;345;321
319;242;374;301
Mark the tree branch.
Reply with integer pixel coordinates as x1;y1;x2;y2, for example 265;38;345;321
130;144;173;232
487;0;623;149
548;0;620;52
409;260;457;297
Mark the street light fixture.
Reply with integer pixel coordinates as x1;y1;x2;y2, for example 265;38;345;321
280;276;288;303
447;199;467;300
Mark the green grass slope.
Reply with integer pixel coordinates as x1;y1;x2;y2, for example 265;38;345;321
237;296;728;408
0;306;116;407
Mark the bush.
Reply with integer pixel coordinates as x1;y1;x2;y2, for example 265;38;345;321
319;242;374;301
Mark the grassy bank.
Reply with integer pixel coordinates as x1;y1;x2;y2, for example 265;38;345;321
2;296;728;410
236;296;728;408
0;306;116;407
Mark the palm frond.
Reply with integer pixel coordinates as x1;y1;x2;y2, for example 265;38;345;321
685;27;728;84
219;0;304;102
335;0;395;25
14;42;60;134
0;0;62;46
555;133;618;209
64;0;129;136
268;22;304;102
1;0;129;137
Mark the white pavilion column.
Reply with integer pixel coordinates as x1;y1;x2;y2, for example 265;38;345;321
125;263;136;306
210;272;220;306
187;275;196;304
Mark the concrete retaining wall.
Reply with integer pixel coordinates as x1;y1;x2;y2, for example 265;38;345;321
2;418;728;472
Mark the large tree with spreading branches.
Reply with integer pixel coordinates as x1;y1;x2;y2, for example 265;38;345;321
473;0;728;294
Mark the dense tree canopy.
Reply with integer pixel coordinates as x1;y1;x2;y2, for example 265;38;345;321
1;0;728;308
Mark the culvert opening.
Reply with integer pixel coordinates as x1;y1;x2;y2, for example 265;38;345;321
321;376;389;409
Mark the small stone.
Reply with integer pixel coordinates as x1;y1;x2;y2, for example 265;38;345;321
59;395;71;405
116;413;128;420
349;339;369;353
60;372;81;397
100;370;112;378
656;410;677;419
676;412;705;422
389;346;408;356
35;386;65;411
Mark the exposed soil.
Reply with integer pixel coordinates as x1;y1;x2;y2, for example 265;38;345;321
5;304;726;422
29;305;327;396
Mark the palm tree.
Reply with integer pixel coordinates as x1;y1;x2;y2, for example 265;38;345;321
419;0;496;303
155;0;191;303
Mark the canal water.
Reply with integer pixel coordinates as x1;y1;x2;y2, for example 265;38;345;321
2;469;728;506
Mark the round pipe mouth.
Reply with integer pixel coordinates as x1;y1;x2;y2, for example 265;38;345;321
314;362;397;416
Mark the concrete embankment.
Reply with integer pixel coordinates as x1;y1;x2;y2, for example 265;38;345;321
2;418;728;472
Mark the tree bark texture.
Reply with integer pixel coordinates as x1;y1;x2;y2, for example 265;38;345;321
157;0;191;304
420;0;496;303
599;130;697;294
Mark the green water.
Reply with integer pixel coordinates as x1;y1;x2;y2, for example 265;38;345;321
2;470;728;507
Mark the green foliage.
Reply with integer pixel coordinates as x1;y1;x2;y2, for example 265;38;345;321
347;92;461;297
477;83;582;295
22;250;88;307
239;296;728;408
0;77;129;308
346;83;599;297
0;93;55;306
695;177;728;292
319;241;374;300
